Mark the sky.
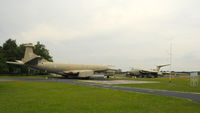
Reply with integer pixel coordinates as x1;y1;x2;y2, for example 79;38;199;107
0;0;200;71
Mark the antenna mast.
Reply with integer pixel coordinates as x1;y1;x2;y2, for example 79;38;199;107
169;41;172;82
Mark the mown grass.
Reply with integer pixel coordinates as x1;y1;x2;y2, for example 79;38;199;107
1;75;200;93
114;78;200;93
0;75;48;79
0;81;200;113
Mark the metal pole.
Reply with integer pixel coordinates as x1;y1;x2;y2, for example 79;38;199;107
169;41;172;82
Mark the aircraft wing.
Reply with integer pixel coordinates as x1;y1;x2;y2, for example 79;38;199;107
63;68;115;78
139;69;158;74
63;70;94;78
24;56;42;65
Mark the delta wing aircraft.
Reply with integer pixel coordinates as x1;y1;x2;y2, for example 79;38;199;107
7;43;116;78
128;64;170;78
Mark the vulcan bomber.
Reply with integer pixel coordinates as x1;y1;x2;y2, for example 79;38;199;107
7;43;115;78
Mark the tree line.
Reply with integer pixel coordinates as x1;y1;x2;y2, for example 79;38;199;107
0;39;53;75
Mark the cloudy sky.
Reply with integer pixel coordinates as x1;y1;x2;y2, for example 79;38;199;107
0;0;200;71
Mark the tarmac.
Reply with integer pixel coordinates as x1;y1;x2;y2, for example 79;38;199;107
1;78;200;103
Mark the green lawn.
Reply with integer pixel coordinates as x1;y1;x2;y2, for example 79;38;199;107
0;75;48;79
114;78;200;93
0;81;200;113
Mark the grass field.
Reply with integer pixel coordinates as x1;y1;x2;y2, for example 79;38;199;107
113;78;200;93
0;81;200;113
0;75;48;79
1;75;200;93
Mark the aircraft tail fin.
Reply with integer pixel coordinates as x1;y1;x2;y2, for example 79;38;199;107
156;64;170;72
22;43;40;63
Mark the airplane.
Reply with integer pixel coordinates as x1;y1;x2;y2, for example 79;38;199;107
127;64;170;78
7;43;116;79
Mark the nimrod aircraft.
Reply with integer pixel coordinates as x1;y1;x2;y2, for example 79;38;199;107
128;64;170;78
7;43;115;78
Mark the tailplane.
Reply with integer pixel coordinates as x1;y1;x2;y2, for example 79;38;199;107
156;64;170;72
22;43;40;63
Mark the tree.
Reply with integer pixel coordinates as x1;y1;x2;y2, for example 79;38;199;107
2;39;21;73
2;39;21;61
18;44;25;60
34;42;53;62
0;46;9;73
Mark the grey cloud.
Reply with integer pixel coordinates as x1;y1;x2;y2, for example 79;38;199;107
0;0;200;71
